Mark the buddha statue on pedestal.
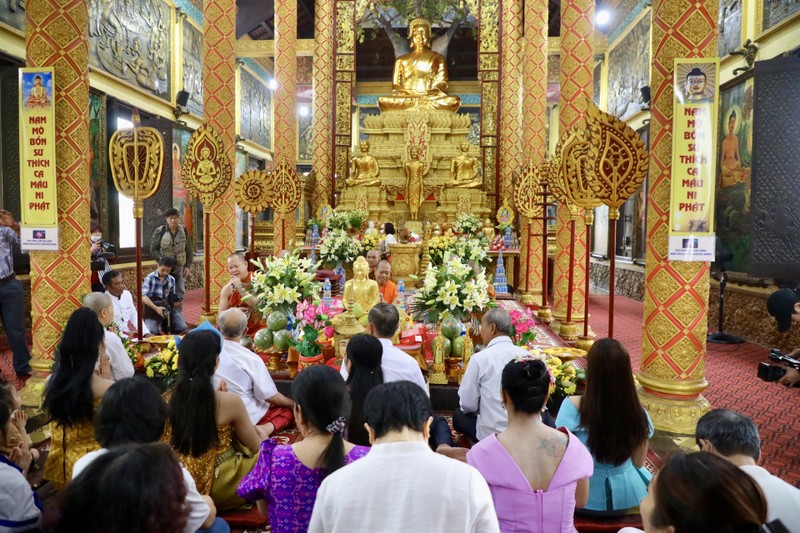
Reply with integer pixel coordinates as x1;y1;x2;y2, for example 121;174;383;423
347;141;381;187
343;256;381;314
449;142;482;189
377;18;461;114
404;146;427;221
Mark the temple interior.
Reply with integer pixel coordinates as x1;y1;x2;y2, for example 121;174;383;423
1;0;799;531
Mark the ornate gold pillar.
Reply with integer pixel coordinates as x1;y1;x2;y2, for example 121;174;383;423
476;0;500;210
273;0;298;251
23;0;91;401
637;0;717;433
333;0;356;198
553;0;593;333
518;0;548;304
311;0;335;209
498;0;523;200
203;0;236;314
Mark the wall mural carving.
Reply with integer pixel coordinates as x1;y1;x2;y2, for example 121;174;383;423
762;0;800;32
0;2;25;32
239;67;272;150
716;74;753;273
182;18;203;116
89;91;108;233
718;0;742;57
88;0;172;101
607;13;650;120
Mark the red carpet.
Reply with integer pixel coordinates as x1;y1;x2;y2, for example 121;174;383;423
586;293;800;488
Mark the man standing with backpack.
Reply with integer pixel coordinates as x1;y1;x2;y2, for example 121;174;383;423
149;208;194;331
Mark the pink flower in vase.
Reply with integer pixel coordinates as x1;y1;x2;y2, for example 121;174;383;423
323;325;335;340
303;304;318;325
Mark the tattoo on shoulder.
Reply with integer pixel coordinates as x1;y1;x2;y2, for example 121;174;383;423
538;434;567;457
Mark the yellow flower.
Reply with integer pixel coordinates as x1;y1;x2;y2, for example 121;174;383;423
146;367;154;378
172;359;178;371
160;349;172;362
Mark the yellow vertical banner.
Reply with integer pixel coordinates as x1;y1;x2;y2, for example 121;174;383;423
668;58;719;261
18;67;58;250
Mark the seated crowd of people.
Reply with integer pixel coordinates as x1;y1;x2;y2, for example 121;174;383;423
1;291;798;532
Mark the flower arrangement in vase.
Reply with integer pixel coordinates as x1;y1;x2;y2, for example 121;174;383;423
410;256;494;324
453;213;483;236
520;349;585;415
319;228;362;267
144;338;179;390
250;252;321;318
509;308;537;347
426;234;488;266
359;231;381;254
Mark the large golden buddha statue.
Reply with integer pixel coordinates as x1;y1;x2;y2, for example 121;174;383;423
404;146;427;220
347;141;381;187
343;256;381;314
449;142;482;189
377;18;461;113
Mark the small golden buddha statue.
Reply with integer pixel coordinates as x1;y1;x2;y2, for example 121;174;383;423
343;256;381;314
347;141;381;187
196;147;217;186
449;142;482;189
404;146;427;221
482;218;495;241
377;18;461;113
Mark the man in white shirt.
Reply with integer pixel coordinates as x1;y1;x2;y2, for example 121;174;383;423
83;292;135;382
455;308;529;442
214;308;295;439
103;270;149;337
340;302;428;396
696;409;800;532
308;381;500;533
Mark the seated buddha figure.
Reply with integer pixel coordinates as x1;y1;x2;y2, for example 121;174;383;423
449;142;482;189
377;18;461;114
343;256;381;314
347;141;381;187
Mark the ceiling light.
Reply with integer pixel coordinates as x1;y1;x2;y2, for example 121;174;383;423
596;10;610;26
298;105;310;117
268;78;279;91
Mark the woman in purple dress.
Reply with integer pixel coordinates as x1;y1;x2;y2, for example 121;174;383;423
238;365;369;533
467;356;594;533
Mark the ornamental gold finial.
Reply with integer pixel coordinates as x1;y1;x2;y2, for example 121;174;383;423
182;123;232;208
585;100;649;220
109;112;163;218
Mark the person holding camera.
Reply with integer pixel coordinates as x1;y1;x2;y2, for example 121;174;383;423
766;287;800;387
141;257;188;334
90;221;115;293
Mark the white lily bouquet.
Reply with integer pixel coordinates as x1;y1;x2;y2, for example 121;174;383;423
250;253;321;317
411;256;494;323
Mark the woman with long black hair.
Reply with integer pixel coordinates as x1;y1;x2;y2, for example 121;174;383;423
166;330;261;511
344;333;383;446
555;338;653;516
238;365;369;533
43;307;113;488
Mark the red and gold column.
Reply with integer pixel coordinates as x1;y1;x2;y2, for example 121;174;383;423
475;0;500;209
23;0;91;401
203;0;236;314
311;0;335;209
333;0;356;195
638;0;717;433
273;0;298;251
553;0;593;336
518;0;549;304
498;0;523;200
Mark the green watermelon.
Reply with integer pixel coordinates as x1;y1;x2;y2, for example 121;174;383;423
440;316;462;340
266;311;289;332
351;302;365;318
253;328;273;350
432;336;452;357
273;329;293;351
451;336;465;357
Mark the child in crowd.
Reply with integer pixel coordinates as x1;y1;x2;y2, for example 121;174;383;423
0;378;39;463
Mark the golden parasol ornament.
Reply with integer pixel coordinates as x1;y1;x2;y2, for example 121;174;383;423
182;123;233;316
270;157;303;252
585;100;649;337
513;161;544;220
586;100;649;221
182;124;232;208
109;111;164;340
235;170;273;215
556;124;604;348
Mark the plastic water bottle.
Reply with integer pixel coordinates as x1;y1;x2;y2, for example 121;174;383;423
323;278;332;308
396;279;406;312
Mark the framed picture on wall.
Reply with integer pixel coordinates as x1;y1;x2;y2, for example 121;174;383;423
759;0;800;34
714;71;754;273
89;90;108;234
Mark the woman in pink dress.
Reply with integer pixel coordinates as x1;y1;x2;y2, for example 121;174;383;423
467;356;593;533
